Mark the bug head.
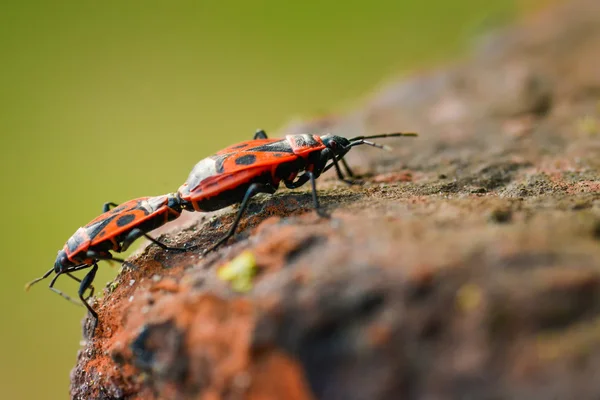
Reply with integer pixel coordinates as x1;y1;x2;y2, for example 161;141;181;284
54;249;73;273
321;134;352;157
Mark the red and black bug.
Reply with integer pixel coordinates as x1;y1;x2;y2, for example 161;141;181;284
178;129;417;253
25;193;189;331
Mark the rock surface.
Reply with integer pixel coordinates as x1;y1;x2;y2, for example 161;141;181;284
71;0;600;399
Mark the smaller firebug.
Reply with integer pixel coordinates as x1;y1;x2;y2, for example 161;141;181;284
25;193;190;332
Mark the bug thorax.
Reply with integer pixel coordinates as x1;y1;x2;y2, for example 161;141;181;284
54;249;73;273
320;134;351;156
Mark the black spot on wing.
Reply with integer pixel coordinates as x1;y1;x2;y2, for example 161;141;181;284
86;217;116;240
231;143;249;150
108;200;138;214
116;213;136;227
235;154;257;166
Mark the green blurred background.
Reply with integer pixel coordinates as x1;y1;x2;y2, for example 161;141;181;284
0;0;551;398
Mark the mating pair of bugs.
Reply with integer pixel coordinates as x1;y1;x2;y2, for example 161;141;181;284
26;129;417;331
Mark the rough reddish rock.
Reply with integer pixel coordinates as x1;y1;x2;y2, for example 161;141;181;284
71;0;600;399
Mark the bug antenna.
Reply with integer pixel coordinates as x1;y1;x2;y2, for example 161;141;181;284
349;132;418;141
24;267;55;291
348;140;392;151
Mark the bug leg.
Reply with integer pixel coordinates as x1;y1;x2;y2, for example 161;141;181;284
284;174;310;189
50;270;95;301
284;173;327;216
321;154;341;174
65;272;95;301
49;274;81;305
339;157;355;178
203;183;276;254
313;147;359;186
48;264;95;306
141;233;189;252
140;232;189;251
102;202;119;212
85;250;138;269
84;250;124;264
120;229;188;253
84;250;140;272
329;153;361;186
84;250;125;267
321;155;361;185
78;263;99;332
306;171;329;218
253;129;268;139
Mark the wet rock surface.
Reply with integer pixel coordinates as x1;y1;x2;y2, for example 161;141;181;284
71;1;600;399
